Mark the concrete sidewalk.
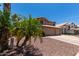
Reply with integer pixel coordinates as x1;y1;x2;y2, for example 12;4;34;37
47;35;79;46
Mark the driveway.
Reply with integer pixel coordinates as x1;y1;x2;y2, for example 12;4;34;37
47;35;79;46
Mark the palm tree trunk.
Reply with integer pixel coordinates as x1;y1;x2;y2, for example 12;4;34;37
3;3;11;15
21;36;29;47
0;3;11;51
3;3;11;21
0;26;9;52
16;39;21;47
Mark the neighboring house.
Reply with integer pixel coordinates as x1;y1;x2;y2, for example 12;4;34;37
56;22;70;34
70;23;79;34
70;28;79;34
36;17;61;36
56;22;79;34
36;17;79;35
69;22;77;28
68;23;79;34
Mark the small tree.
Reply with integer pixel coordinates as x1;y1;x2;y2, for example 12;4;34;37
21;15;43;46
12;15;43;47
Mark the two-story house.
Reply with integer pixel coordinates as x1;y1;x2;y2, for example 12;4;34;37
36;17;62;36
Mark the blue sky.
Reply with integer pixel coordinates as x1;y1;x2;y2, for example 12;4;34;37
0;3;79;25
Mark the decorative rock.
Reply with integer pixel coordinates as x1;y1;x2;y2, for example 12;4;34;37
0;45;42;56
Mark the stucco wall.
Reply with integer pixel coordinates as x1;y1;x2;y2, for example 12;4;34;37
43;27;61;36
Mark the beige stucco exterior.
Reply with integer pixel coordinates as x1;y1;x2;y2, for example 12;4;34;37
36;17;62;36
42;25;62;36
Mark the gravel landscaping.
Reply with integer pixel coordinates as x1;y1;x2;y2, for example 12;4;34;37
0;36;79;56
32;37;79;56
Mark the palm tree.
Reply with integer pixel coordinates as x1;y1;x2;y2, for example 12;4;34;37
12;15;43;47
0;3;11;52
21;15;43;47
0;3;43;52
0;10;10;51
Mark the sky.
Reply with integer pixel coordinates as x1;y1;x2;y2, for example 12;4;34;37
0;3;79;25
